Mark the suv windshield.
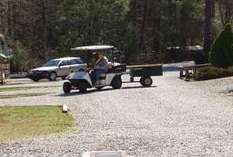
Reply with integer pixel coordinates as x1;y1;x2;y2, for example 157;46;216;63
43;60;60;67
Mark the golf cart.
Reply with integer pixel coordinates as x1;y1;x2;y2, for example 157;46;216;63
63;45;126;93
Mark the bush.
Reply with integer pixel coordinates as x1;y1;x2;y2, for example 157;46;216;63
194;66;233;81
209;24;233;68
11;41;39;72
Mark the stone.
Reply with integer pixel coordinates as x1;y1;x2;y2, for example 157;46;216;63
62;105;68;113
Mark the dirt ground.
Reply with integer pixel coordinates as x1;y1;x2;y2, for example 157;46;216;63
0;72;233;157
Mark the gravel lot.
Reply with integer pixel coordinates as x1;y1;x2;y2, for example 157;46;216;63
1;71;233;157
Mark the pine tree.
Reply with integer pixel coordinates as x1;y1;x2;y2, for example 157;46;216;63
132;0;161;63
209;24;233;67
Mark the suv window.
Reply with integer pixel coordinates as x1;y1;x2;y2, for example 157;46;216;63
70;59;84;65
60;60;69;66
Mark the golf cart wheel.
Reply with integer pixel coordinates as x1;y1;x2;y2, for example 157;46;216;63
111;76;122;89
63;82;72;94
78;81;88;93
31;77;39;82
49;72;57;81
140;77;153;87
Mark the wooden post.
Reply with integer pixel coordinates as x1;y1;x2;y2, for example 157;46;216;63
0;62;8;85
0;63;3;84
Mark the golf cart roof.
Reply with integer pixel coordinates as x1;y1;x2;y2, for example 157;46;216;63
71;45;115;51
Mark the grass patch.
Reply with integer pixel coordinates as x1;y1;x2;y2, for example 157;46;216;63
0;93;52;99
0;86;59;93
194;66;233;81
0;106;74;142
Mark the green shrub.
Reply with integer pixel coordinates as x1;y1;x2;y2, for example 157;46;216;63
194;66;233;81
209;24;233;68
11;41;40;72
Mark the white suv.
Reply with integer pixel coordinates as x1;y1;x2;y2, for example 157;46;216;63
28;57;87;81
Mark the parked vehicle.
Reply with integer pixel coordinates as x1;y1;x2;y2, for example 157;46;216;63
28;57;87;81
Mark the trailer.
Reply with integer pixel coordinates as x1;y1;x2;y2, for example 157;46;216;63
125;64;163;87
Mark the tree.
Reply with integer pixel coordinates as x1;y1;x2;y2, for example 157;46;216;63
209;24;233;67
204;0;215;54
217;0;233;26
1;0;231;68
131;0;161;63
53;0;130;55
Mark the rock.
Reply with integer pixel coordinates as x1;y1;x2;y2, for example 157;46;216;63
62;105;68;113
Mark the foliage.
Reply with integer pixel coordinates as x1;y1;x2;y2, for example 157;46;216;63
11;41;28;72
194;66;233;80
209;24;233;68
53;0;133;55
10;41;40;72
0;106;74;142
1;0;233;69
217;0;233;26
161;0;203;47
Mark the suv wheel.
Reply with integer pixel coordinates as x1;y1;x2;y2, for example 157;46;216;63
49;72;57;81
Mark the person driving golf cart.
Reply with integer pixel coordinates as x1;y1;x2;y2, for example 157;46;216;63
63;45;126;94
93;52;109;84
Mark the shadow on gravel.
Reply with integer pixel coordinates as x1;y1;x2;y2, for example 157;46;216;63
58;86;157;97
0;92;52;99
219;88;233;96
121;85;157;90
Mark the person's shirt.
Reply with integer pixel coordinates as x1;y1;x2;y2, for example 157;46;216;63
94;56;109;72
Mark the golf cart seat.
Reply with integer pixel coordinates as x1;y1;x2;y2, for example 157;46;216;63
107;64;126;73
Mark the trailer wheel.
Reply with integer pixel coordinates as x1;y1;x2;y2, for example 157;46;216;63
63;82;71;94
140;77;153;87
111;76;122;89
78;81;88;93
31;77;40;82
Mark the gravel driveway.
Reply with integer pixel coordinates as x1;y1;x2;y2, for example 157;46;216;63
1;72;233;157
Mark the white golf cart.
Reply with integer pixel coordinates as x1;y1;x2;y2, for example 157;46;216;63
63;45;126;93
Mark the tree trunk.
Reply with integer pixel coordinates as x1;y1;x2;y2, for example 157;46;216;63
134;0;161;63
217;0;233;26
41;0;48;59
204;0;214;54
